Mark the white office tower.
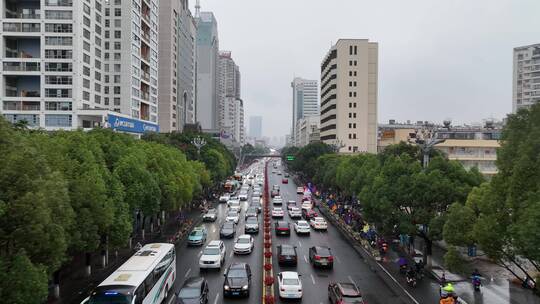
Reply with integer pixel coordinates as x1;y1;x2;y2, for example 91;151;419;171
513;43;540;113
320;39;378;153
291;77;318;146
218;51;244;146
195;11;219;130
0;0;160;135
158;0;197;132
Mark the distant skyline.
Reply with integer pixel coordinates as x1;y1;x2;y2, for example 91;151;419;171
249;115;262;139
193;0;540;137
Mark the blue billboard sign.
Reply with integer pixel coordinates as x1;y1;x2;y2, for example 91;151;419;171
107;114;159;134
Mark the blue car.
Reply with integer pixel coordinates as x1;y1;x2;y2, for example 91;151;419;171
188;226;207;246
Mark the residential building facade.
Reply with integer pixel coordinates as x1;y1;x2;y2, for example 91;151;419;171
195;11;219;130
0;0;160;135
319;39;378;153
513;43;540;113
291;77;318;145
295;115;320;147
218;51;244;146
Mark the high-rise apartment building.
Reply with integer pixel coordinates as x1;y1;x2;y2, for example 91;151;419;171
218;51;244;145
320;39;378;153
158;0;197;133
195;11;219;130
0;0;160;134
291;77;318;145
513;43;540;113
249;115;262;139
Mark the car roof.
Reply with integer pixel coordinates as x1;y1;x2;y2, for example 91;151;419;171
222;222;234;227
280;271;299;279
337;282;361;296
237;234;251;240
276;221;289;226
313;246;332;254
246;216;258;221
273;207;282;210
228;262;248;270
183;276;205;288
313;217;325;220
297;220;309;224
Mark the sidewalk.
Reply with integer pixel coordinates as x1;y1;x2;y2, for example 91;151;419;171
49;209;201;304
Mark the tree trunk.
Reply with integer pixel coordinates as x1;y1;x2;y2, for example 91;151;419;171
85;252;92;277
53;270;60;299
141;215;146;240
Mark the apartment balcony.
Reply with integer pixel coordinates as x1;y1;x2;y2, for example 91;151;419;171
4;37;40;59
4;75;40;98
141;71;150;83
140;91;150;101
4;0;41;19
3;100;40;111
3;22;40;32
3;61;40;72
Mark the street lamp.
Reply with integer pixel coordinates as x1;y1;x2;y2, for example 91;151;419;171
191;136;207;156
330;139;345;153
408;122;446;168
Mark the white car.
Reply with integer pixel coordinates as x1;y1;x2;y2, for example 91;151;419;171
288;207;302;218
272;207;284;218
229;205;241;214
272;196;283;205
301;201;313;211
294;220;311;234
252;191;261;198
278;271;303;299
219;193;231;203
253;186;262;193
310;217;328;230
199;241;226;269
227;197;240;207
296;187;304;194
226;211;240;224
239;192;248;201
233;234;254;254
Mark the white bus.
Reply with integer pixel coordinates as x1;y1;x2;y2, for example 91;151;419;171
82;243;176;304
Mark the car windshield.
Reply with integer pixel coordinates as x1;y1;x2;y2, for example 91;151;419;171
178;287;200;299
246;218;257;223
227;212;237;217
298;222;308;227
274;208;282;211
207;209;216;214
203;247;220;255
223;223;234;229
283;278;299;285
237;238;250;243
227;269;247;278
342;297;364;303
89;293;131;304
190;230;203;236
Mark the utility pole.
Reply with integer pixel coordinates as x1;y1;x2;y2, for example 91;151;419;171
192;135;207;157
195;0;201;18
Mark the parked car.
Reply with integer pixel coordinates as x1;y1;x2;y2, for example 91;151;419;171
219;193;231;203
188;226;207;246
309;246;334;269
302;208;318;220
244;216;259;234
220;222;236;238
202;208;217;222
275;220;291;236
233;235;254;255
294;220;311;234
288;207;302;219
177;277;209;304
272;196;283;205
223;263;252;297
310;217;328;230
277;272;302;300
277;244;298;266
199;241;226;269
328;282;364;304
282;178;288;184
272;207;284;218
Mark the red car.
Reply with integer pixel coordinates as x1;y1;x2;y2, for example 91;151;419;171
282;178;288;184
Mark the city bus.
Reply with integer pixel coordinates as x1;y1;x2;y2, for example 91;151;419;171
82;243;176;304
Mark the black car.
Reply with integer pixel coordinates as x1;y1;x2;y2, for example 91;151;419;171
220;222;236;239
223;263;252;297
328;282;364;304
245;207;258;219
277;244;297;266
275;221;291;236
309;246;334;269
177;277;209;304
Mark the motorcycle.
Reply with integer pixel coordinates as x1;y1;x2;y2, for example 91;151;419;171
472;276;481;291
399;264;408;275
406;274;417;287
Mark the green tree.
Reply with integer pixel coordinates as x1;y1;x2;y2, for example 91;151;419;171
0;251;48;304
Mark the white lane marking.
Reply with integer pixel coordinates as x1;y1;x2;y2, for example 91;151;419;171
198;251;203;257
229;251;233;258
298;240;302;247
213;293;220;304
335;254;341;264
348;275;356;285
310;273;316;285
212;228;216;233
184;268;191;278
372;255;421;304
304;255;308;263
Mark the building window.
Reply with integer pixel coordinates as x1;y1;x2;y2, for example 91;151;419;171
45;114;72;127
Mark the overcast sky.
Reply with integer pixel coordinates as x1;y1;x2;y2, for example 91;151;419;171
192;0;540;139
